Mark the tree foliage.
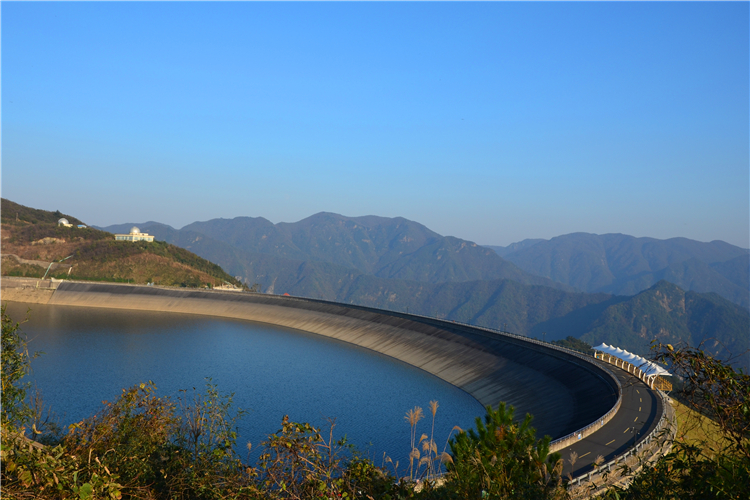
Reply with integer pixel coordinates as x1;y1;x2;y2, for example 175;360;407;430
1;304;36;432
443;403;565;500
257;415;397;499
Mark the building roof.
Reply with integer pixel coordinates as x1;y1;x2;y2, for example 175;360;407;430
593;343;671;377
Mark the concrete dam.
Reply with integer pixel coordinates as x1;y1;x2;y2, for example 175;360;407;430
37;281;620;444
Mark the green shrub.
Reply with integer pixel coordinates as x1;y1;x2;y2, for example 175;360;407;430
257;415;396;499
443;403;566;500
1;305;36;432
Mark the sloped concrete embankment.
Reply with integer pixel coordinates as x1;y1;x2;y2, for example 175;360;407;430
1;277;61;304
47;282;618;441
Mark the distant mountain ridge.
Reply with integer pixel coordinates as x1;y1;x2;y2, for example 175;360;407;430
532;280;749;371
488;232;749;309
484;239;544;258
101;214;570;291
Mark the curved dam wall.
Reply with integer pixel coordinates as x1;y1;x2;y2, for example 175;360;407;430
45;282;618;441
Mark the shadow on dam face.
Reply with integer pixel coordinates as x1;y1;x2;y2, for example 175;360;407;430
44;281;619;441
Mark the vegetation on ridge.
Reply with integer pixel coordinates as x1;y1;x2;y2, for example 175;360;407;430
1;199;244;289
2;198;84;227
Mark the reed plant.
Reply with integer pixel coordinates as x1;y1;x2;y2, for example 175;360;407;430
400;401;462;487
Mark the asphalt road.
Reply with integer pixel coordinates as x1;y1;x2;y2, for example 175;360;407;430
557;360;663;478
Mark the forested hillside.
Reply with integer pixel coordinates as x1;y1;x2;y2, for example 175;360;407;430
491;232;749;309
539;281;749;370
112;213;570;288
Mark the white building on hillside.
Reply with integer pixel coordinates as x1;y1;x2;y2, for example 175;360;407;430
114;226;155;242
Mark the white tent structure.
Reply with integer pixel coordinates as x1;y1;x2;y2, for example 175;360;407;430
593;343;672;389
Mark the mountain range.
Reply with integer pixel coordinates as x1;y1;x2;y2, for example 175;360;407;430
98;213;749;370
101;213;572;291
487;233;749;309
3;197;744;368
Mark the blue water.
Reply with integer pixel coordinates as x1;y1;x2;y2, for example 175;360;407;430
5;302;483;468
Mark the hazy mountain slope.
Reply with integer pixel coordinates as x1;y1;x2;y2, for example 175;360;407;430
484;239;545;258
182;212;445;273
710;254;749;291
607;258;749;309
503;233;619;290
684;290;750;369
373;236;554;285
280;213;442;273
183;216;309;261
498;232;749;308
328;275;612;336
180;213;570;289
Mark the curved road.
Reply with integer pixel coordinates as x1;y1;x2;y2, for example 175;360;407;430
558;360;663;478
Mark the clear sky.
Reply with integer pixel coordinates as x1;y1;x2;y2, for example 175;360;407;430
2;2;748;248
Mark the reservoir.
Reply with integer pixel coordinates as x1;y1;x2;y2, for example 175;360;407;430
4;301;484;468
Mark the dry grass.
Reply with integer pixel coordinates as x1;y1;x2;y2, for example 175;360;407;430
671;398;729;454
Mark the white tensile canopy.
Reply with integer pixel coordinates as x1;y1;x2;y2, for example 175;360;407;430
593;343;671;378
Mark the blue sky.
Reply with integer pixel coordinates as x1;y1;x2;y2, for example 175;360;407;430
2;2;748;248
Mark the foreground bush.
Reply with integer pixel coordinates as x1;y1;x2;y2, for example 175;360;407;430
441;403;565;500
